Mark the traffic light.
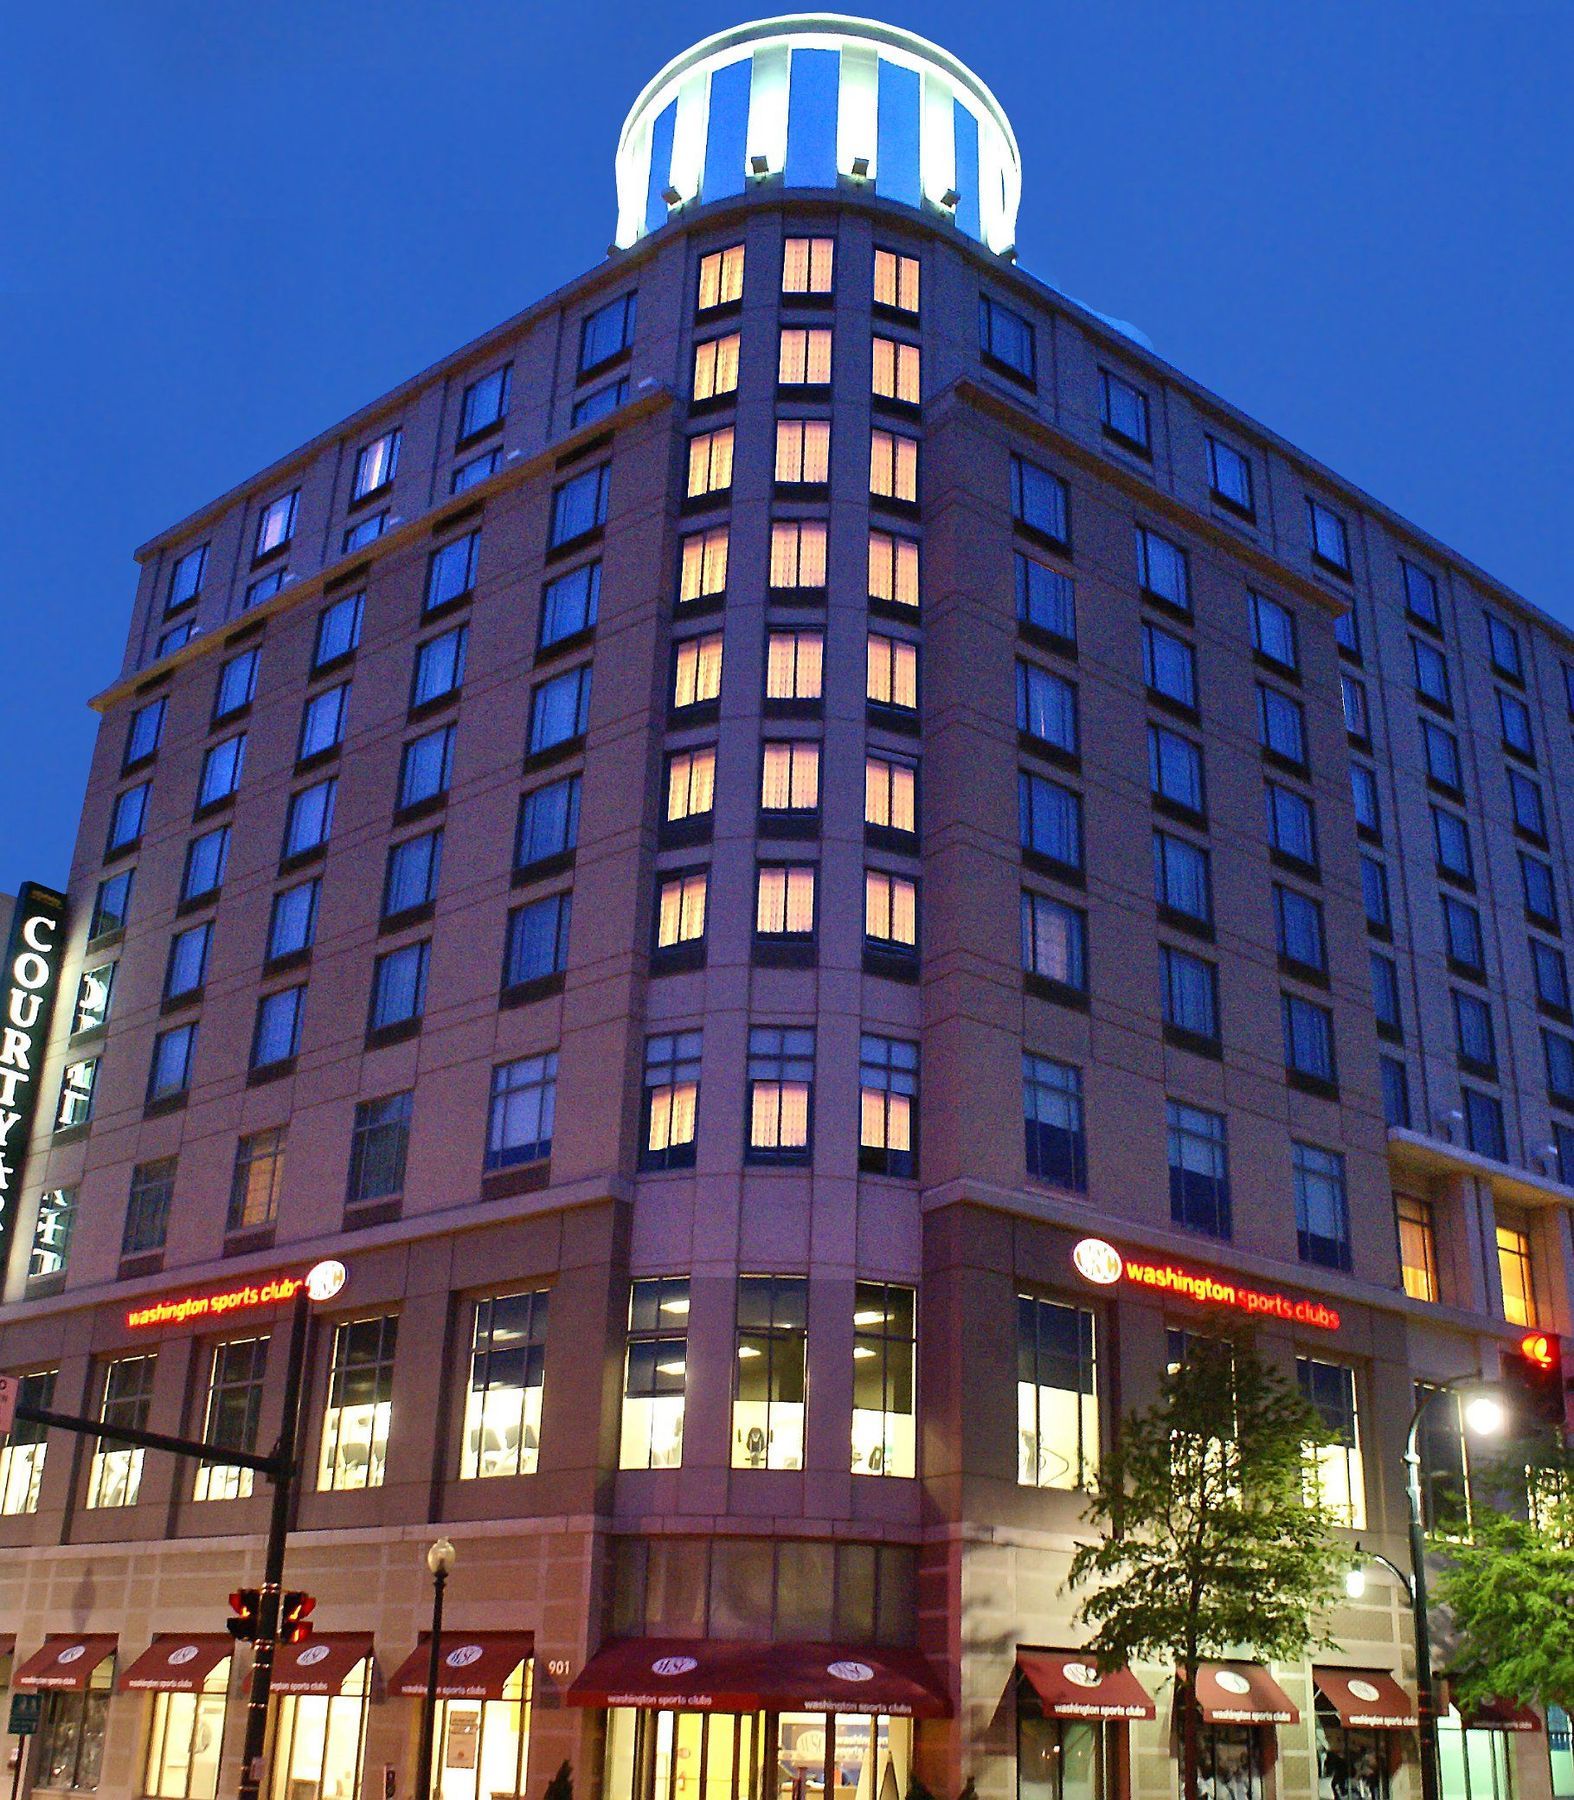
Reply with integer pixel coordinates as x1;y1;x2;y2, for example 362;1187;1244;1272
278;1592;316;1645
227;1589;262;1642
1501;1332;1570;1435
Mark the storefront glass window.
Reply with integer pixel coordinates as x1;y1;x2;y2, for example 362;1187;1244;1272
1438;1712;1515;1800
461;1290;549;1480
427;1661;532;1800
1196;1724;1265;1800
1315;1699;1389;1800
143;1660;230;1799
269;1658;371;1800
1547;1706;1572;1800
317;1315;398;1491
37;1657;114;1792
1018;1715;1104;1800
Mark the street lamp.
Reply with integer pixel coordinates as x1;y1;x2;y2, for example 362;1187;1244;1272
416;1538;456;1800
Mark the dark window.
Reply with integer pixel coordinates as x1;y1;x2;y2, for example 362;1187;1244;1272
164;922;211;999
1250;593;1298;670
181;825;230;902
1497;688;1534;756
451;448;501;493
1462;1088;1506;1161
1361;855;1391;931
551;465;611;546
1341;674;1368;738
1143;623;1196;707
382;830;443;917
267;879;319;961
214;647;259;721
1016;662;1079;754
313;592;364;670
485;1054;557;1167
398;724;456;810
1257;684;1306;764
1150;726;1205;813
1020;891;1087;989
297;685;347;761
516;774;581;870
1531;939;1570;1013
347;1093;412;1203
1162;946;1219;1042
1401;559;1440;626
107;782;150;852
1453;990;1496;1069
147;1022;197;1102
123;1158;176;1255
1100;370;1149;449
123;697;166;768
1167;1101;1230;1237
1543;1028;1574;1104
411;624;468;707
1485;612;1523;681
369;941;429;1030
1283;993;1336;1083
979;295;1036;380
1441;894;1484;971
251;986;304;1068
541;563;600;647
90;870;133;938
426;531;481;613
1334;608;1361;658
1350;764;1381;836
1009;456;1068;545
1015;554;1076;641
1520;852;1559;927
198;734;247;806
166;542;208;610
1307;499;1350;573
1380;1056;1411;1128
1206;437;1253;512
1137;528;1189;611
1018;771;1083;869
1370;951;1401;1032
1265;781;1316;864
1509;768;1546;838
1153;831;1212;925
1293;1141;1350;1270
1421;718;1461;789
1023;1053;1085;1189
459;364;511;440
504;892;572;988
282;779;336;858
572;376;628;427
1411;637;1451;706
579;292;637;372
529;666;592;752
1274;884;1325;971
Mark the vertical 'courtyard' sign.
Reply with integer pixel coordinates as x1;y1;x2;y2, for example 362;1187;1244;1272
0;884;67;1277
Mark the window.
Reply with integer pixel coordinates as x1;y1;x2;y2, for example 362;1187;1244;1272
529;664;592;750
86;1354;156;1508
1361;855;1391;931
516;775;580;870
181;824;230;901
864;872;916;953
665;747;716;825
308;597;364;679
686;428;734;499
1023;1054;1085;1189
859;1037;917;1176
35;1658;114;1793
1420;718;1461;790
252;985;305;1067
766;630;823;702
451;447;501;492
1396;1194;1437;1301
157;618;194;656
1017;1296;1098;1488
692;332;740;402
979;294;1035;379
579;291;636;371
213;646;259;721
398;723;456;810
756;865;816;940
770;520;827;591
870;428;919;502
29;1189;76;1281
1448;990;1495;1073
1544;1027;1574;1103
1283;993;1336;1085
1411;636;1452;706
1154;830;1212;926
1334;607;1360;658
73;962;115;1032
1441;895;1484;973
426;530;481;613
874;247;918;311
1308;499;1350;573
244;569;285;610
871;335;920;403
778;327;832;386
142;1653;229;1800
1463;1088;1507;1161
1495;1210;1538;1326
107;781;150;852
1265;780;1316;864
318;1316;398;1491
852;1283;916;1477
1249;593;1298;671
383;829;443;917
1147;725;1208;816
255;489;298;557
485;1054;556;1169
1521;852;1559;926
1294;1142;1350;1271
493;891;572;1002
228;1127;285;1234
701;243;747;308
1142;622;1197;708
1341;674;1369;739
1298;1358;1365;1528
1509;768;1546;838
1350;765;1381;836
1402;558;1440;626
673;633;724;710
369;941;429;1030
1485;611;1523;680
1136;527;1189;611
1258;684;1306;764
1532;938;1570;1013
1274;884;1325;972
411;624;468;707
866;755;916;835
1100;370;1149;449
621;1276;690;1469
459;363;511;439
1370;951;1401;1034
760;740;820;814
679;526;729;603
124;696;166;767
551;463;611;543
746;1027;813;1161
1018;771;1082;870
462;1289;548;1478
166;542;208;610
267;879;319;962
1010;456;1069;546
733;1276;807;1469
1168;1103;1230;1238
1162;946;1220;1044
1021;891;1087;990
1207;437;1253;512
352;427;400;500
1016;554;1077;642
56;1057;98;1130
1381;1057;1410;1130
147;1022;197;1102
1017;661;1078;754
776;419;830;486
347;1092;411;1204
1497;688;1534;756
0;1369;55;1513
298;685;348;760
573;375;627;425
122;1156;175;1256
643;1032;701;1171
282;780;335;858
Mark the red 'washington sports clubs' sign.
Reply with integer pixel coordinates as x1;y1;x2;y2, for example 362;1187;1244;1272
1073;1237;1340;1331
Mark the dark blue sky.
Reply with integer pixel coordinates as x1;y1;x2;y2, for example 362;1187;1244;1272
3;1;1569;896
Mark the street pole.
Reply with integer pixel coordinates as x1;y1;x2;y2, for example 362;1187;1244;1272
236;1283;313;1800
1403;1419;1442;1800
416;1539;456;1800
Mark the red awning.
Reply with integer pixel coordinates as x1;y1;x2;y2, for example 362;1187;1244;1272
1313;1669;1417;1730
388;1632;534;1700
15;1635;118;1691
1457;1699;1541;1733
269;1633;376;1696
1018;1652;1155;1720
1189;1662;1299;1725
119;1635;234;1693
568;1639;950;1718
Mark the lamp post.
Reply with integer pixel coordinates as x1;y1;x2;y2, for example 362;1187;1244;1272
416;1538;456;1800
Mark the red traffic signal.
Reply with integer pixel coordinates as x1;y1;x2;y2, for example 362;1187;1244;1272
278;1592;316;1645
227;1589;261;1642
1501;1332;1569;1434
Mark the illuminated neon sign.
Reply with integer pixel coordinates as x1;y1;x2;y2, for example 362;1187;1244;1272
126;1274;306;1331
0;884;66;1277
1073;1237;1340;1331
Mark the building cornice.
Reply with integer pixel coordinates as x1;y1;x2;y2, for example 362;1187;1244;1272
1387;1125;1574;1210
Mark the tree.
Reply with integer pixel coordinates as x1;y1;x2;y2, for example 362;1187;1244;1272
1432;1442;1574;1713
1064;1340;1350;1800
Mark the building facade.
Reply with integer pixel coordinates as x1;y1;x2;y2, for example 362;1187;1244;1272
2;17;1572;1800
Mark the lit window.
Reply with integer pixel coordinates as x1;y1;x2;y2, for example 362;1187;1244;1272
55;1057;98;1130
0;1370;55;1513
1162;946;1220;1043
769;520;827;590
692;332;741;402
271;1656;372;1800
193;1336;268;1501
760;741;819;812
1298;1357;1366;1527
686;428;734;499
1251;593;1298;670
872;336;920;403
255;489;299;558
123;696;166;768
528;664;591;751
426;530;481;614
347;1093;411;1205
867;633;918;709
867;530;919;609
298;684;348;762
1168;1102;1230;1238
462;1289;548;1478
864;871;916;951
318;1316;398;1491
147;1021;197;1101
756;866;816;939
182;824;231;901
665;747;716;824
411;624;468;708
656;872;707;950
1137;527;1190;611
869;430;918;501
106;781;150;852
746;1027;814;1161
866;755;916;835
29;1191;76;1281
252;985;305;1067
672;633;723;710
267;879;319;962
642;1033;701;1172
579;291;636;371
733;1276;806;1469
1396;1193;1437;1302
503;891;571;991
369;942;428;1031
1016;554;1076;642
166;542;208;611
1018;771;1082;870
459;364;511;440
1100;370;1149;448
853;1282;916;1477
775;419;830;485
516;775;580;870
699;244;746;309
1021;891;1086;990
778;327;832;386
383;828;443;918
1294;1142;1350;1271
1153;831;1211;926
1018;661;1078;754
781;236;832;295
979;294;1035;381
765;630;823;701
228;1128;285;1234
73;961;115;1033
1207;437;1253;512
143;1651;229;1800
86;1354;156;1508
1017;1296;1098;1488
678;526;729;602
859;1037;917;1176
873;247;919;312
1496;1210;1538;1327
352;428;401;500
451;447;501;492
1308;499;1350;573
486;1054;557;1169
550;464;611;545
214;646;260;721
621;1276;690;1469
1023;1054;1085;1189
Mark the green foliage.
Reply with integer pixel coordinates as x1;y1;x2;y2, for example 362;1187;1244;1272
541;1760;573;1800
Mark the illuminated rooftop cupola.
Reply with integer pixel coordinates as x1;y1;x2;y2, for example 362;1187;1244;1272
614;14;1022;255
